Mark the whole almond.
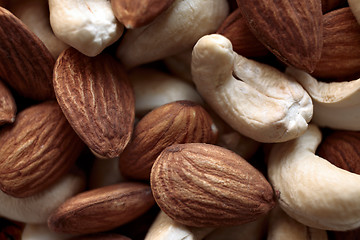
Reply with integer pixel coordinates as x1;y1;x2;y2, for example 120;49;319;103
53;48;135;159
119;100;218;180
0;101;84;198
111;0;175;29
312;7;360;80
236;0;323;72
316;130;360;174
48;182;155;234
0;7;54;100
0;80;16;125
150;143;276;227
216;7;268;57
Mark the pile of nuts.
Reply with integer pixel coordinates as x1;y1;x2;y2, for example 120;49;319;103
0;0;359;239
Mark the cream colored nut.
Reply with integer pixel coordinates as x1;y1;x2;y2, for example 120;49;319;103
116;0;229;69
164;49;193;82
129;67;203;116
268;207;328;240
22;223;73;240
268;124;360;231
88;157;124;189
0;170;85;224
349;0;360;25
286;67;360;131
49;0;124;57
191;34;313;143
203;214;268;240
8;0;68;59
145;211;214;240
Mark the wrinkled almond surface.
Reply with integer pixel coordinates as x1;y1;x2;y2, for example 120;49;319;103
0;80;16;125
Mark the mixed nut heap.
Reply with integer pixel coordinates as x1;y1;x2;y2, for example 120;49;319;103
0;0;359;239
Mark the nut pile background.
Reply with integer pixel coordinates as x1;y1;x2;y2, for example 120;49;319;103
0;0;359;239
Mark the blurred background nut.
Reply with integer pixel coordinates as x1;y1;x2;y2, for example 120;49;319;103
286;67;360;131
22;223;73;240
192;34;313;143
163;49;193;82
321;0;347;13
49;0;124;57
88;157;124;190
0;80;16;126
349;0;360;25
0;218;24;240
116;0;229;69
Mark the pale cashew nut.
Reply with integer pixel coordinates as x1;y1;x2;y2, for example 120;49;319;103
268;124;360;231
286;67;360;131
116;0;229;69
191;34;313;143
49;0;124;57
349;0;360;25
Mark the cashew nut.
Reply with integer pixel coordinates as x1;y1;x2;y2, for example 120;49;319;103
191;34;313;143
49;0;124;57
286;67;360;131
349;0;360;25
268;124;360;231
116;0;229;69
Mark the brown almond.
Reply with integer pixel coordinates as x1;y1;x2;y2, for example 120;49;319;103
312;7;360;80
0;101;84;198
216;7;268;57
236;0;323;72
111;0;175;29
317;130;360;174
0;6;54;100
0;80;16;125
119;100;218;180
150;143;276;227
53;48;135;159
48;182;155;234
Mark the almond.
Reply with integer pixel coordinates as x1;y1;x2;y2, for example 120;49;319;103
150;143;276;227
236;0;323;72
0;101;84;198
53;47;135;159
111;0;175;29
316;130;360;174
0;80;16;125
312;7;360;80
216;7;268;57
48;182;155;234
0;6;54;100
119;100;218;180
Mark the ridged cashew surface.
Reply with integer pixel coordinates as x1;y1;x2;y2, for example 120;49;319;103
268;124;360;231
116;0;229;69
349;0;360;25
191;34;313;143
286;67;360;130
49;0;123;56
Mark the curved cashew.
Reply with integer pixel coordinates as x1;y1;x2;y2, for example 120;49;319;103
116;0;229;69
191;34;313;143
286;67;360;131
349;0;360;25
129;67;203;116
268;207;328;240
49;0;123;56
145;211;214;240
0;170;85;224
268;124;360;231
22;223;73;240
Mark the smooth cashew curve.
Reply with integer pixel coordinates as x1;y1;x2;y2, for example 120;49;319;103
191;34;313;143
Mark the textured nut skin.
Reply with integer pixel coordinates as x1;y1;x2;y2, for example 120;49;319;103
0;80;16;125
236;0;323;73
312;7;360;80
151;143;276;227
53;48;135;159
111;0;175;29
0;101;84;198
0;6;54;100
48;182;155;234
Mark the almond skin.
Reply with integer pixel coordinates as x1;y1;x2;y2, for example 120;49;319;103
236;0;323;73
0;101;84;198
312;7;360;80
0;6;54;100
53;48;135;159
150;143;276;227
111;0;175;29
119;100;218;180
48;182;155;234
0;80;16;125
